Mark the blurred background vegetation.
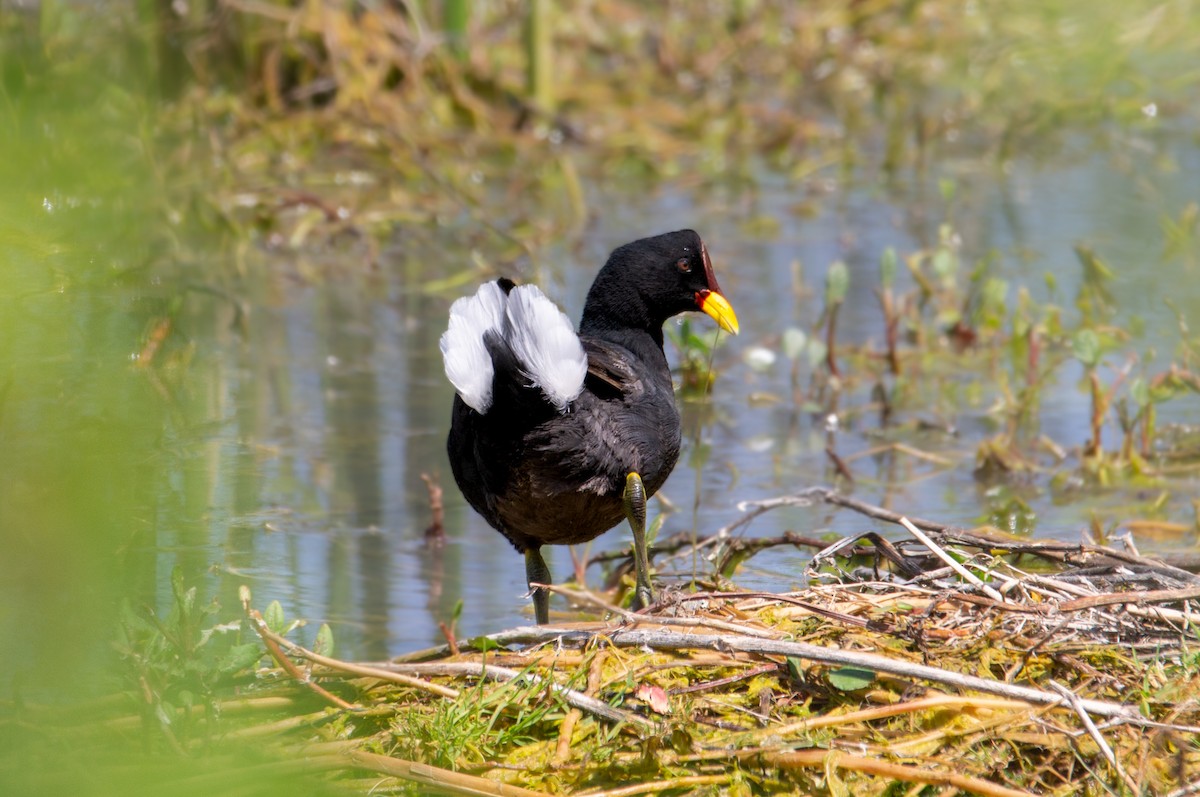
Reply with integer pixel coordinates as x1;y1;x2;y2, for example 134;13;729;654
7;0;1198;259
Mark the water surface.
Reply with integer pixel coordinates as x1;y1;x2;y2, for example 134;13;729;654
161;136;1200;656
2;99;1197;672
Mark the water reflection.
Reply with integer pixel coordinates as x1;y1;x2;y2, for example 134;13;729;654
321;284;390;657
17;139;1195;664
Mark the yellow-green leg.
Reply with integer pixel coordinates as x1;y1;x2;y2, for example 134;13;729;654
525;547;551;625
623;471;655;611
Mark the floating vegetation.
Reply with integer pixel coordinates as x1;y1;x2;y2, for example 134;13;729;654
9;491;1199;795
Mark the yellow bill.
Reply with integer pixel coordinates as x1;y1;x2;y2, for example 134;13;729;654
697;290;739;335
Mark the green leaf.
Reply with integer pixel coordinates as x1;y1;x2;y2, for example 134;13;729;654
806;339;828;369
977;277;1009;331
218;643;263;675
824;261;849;305
727;779;753;797
264;600;286;634
1071;328;1101;368
1130;377;1150;407
1074;243;1116;283
181;587;198;618
669;727;693;755
646;514;664;547
719;549;751;578
983;277;1008;311
827;667;876;691
932;247;956;279
781;327;807;360
938;177;957;203
880;247;897;289
314;623;335;658
170;566;197;617
785;656;804;682
1074;244;1115;315
466;636;508;653
171;566;185;605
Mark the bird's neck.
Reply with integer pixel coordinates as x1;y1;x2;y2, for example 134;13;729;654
580;297;665;346
581;315;664;345
578;264;672;364
579;282;664;339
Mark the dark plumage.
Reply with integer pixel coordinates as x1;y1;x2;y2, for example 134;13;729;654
441;230;738;623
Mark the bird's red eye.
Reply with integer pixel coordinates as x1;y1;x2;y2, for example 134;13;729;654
676;257;691;273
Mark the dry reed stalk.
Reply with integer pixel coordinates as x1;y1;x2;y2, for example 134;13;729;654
752;748;1035;797
347;750;555;797
554;652;605;763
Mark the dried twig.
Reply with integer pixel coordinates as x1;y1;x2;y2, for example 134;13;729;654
473;625;1139;720
899;516;1007;603
1048;681;1138;793
371;660;654;728
1057;585;1200;612
438;620;461;657
752;748;1034;797
554;652;604;764
1164;779;1200;797
346;750;555;797
737;694;1041;742
539;582;781;639
253;615;459;700
668;663;779;696
745;488;1200;580
576;775;731;797
825;445;855;482
248;610;359;710
420;472;445;544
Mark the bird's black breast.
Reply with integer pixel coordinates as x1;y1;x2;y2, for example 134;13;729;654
446;336;681;552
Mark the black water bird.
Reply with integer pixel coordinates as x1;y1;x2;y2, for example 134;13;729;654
440;230;739;623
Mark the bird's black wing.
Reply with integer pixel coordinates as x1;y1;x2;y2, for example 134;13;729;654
582;338;642;399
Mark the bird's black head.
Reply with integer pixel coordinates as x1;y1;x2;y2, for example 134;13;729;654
580;229;739;342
